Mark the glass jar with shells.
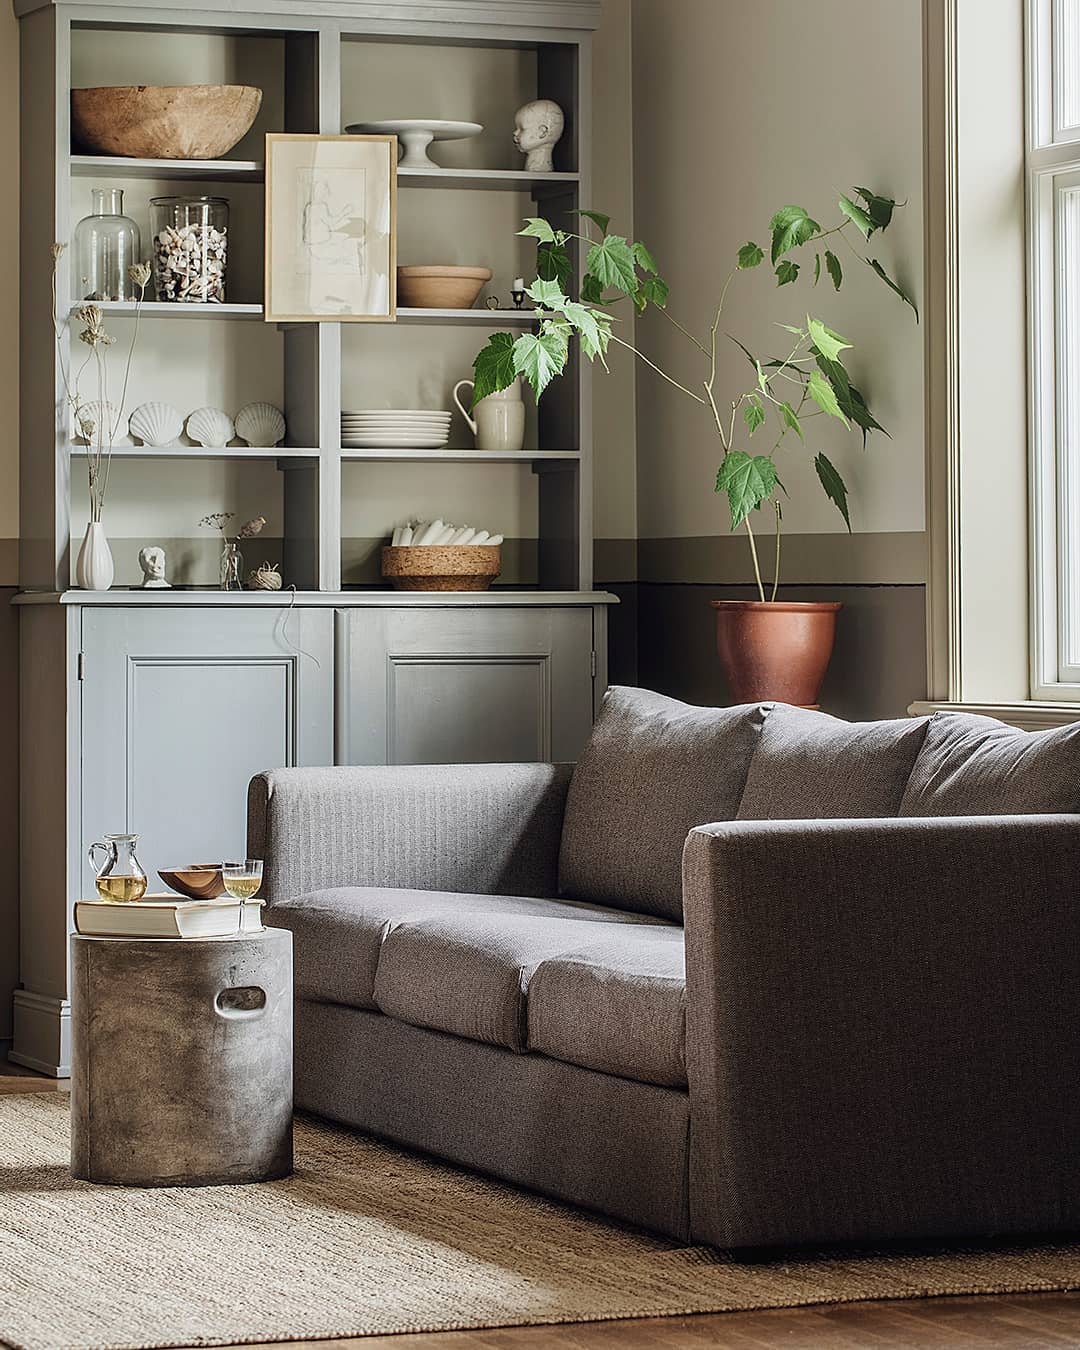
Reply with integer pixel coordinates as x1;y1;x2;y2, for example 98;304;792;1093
150;196;229;304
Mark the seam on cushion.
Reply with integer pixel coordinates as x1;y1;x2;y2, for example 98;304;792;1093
731;701;777;820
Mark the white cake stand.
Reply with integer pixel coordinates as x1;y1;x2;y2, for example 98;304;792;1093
345;119;484;169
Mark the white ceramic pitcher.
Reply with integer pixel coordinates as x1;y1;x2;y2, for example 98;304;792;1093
453;377;526;452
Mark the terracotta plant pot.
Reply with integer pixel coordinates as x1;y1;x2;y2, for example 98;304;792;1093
711;600;842;708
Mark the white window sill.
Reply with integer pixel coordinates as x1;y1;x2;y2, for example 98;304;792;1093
908;700;1080;730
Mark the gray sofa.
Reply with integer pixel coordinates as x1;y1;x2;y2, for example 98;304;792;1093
249;687;1080;1249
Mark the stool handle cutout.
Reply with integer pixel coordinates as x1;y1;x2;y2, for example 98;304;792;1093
215;986;267;1018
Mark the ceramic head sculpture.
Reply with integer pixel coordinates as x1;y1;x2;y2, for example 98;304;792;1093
138;544;171;589
513;99;565;174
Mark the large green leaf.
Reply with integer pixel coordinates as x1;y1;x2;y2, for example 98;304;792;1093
769;205;821;264
715;451;779;530
641;275;670;308
814;352;887;445
838;194;875;238
854;188;896;231
580;272;605;304
779;400;804;441
807;368;850;426
537;242;573;290
632;240;659;275
737;241;764;269
825;250;843;290
586;234;638;294
471;332;519;406
526;277;569;310
573;208;611;234
744;395;765;435
806;316;852;363
512;326;569;399
815;452;851;530
562;301;612;359
518;217;557;244
867;258;919;320
775;260;800;287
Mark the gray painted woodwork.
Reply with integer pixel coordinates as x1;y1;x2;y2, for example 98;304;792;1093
70;930;293;1186
338;605;596;764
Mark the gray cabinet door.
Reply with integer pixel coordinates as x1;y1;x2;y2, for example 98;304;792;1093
338;607;595;765
80;607;334;896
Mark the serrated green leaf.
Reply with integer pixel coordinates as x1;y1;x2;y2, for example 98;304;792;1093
573;208;611;234
537;242;573;290
472;331;518;406
580;272;605;304
744;396;766;435
854;188;896;231
632;240;659;274
715;451;779;530
815;452;851;530
738;241;765;269
806;316;852;362
526;277;568;310
867;257;919;320
814;253;821;286
807;368;850;426
512;326;569;399
779;400;804;440
813;351;887;445
562;301;612;359
518;217;557;244
825;249;843;290
838;194;875;238
586;234;638;295
769;205;821;264
641;275;669;307
775;260;800;287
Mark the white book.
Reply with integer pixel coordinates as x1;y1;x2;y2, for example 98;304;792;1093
74;895;266;940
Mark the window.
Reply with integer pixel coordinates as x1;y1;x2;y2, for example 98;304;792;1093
1029;0;1080;694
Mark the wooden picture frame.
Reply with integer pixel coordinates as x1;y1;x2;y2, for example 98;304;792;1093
264;133;397;323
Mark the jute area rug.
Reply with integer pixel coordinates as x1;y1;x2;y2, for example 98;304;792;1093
3;1095;1080;1350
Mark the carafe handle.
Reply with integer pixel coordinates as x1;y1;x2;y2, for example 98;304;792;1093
87;840;109;874
452;380;479;436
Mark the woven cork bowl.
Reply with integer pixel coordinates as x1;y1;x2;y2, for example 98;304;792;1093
382;544;502;592
71;85;263;160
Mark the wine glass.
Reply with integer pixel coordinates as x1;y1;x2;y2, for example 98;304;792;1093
222;859;263;900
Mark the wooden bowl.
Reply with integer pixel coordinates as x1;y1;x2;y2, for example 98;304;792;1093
158;864;227;900
382;544;502;592
397;266;493;310
71;85;263;160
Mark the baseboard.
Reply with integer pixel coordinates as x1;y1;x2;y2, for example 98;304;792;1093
12;990;71;1078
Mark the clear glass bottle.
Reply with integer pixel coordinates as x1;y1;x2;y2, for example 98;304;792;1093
150;196;229;304
73;188;141;302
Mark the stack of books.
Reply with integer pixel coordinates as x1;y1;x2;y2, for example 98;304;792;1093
74;894;265;939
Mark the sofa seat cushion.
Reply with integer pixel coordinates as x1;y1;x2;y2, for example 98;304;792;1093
559;685;768;922
736;704;930;821
899;711;1080;815
528;926;686;1088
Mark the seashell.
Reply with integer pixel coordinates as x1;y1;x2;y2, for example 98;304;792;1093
129;401;183;447
185;406;234;448
73;400;121;445
247;561;283;591
235;401;285;448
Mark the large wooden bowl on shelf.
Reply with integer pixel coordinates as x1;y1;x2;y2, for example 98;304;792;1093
71;85;263;160
396;265;492;310
382;544;502;592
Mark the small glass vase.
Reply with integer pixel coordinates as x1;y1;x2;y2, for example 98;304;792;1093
220;540;243;591
73;188;141;302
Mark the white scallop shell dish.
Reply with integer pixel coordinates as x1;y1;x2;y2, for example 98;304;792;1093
235;402;286;448
129;401;183;448
186;406;235;448
73;401;120;445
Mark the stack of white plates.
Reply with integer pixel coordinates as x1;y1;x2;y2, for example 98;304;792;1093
341;409;452;449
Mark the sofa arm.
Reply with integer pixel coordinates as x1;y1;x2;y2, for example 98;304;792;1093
248;762;573;905
682;814;1080;1249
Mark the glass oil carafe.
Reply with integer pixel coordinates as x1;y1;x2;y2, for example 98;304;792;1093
73;188;142;302
89;833;148;902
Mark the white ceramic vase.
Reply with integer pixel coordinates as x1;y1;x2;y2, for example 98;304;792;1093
76;521;115;590
453;377;526;452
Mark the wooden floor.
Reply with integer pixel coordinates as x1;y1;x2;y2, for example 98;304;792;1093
4;1059;1080;1348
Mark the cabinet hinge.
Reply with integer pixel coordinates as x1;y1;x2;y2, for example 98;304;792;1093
77;652;85;681
590;650;597;679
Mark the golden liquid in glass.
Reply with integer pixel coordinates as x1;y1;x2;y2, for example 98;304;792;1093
95;874;148;902
224;876;261;899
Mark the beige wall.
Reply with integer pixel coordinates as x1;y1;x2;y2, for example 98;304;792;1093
1;1;17;576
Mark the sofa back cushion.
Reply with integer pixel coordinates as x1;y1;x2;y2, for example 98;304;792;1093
899;711;1080;815
558;686;767;922
736;704;930;821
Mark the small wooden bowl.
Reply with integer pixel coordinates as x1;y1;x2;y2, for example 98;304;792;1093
158;864;227;900
382;544;502;592
397;266;493;310
71;85;263;159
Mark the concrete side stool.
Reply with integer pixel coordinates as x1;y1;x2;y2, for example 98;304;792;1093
70;928;293;1186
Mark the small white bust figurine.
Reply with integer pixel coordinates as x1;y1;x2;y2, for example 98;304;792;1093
513;99;565;174
138;545;171;589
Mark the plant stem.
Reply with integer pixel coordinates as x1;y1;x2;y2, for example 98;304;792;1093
744;516;766;604
608;334;708;404
771;501;782;602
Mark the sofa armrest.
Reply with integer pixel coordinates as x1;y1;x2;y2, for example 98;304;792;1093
682;814;1080;1248
248;762;573;905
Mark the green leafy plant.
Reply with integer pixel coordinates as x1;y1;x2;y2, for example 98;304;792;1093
472;189;916;600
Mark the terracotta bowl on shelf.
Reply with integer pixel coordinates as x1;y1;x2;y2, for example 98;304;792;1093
382;544;502;592
158;863;228;901
396;265;493;310
71;84;263;160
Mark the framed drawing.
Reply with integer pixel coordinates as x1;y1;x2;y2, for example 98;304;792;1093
265;133;397;323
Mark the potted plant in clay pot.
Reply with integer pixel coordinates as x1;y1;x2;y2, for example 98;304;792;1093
473;190;915;706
